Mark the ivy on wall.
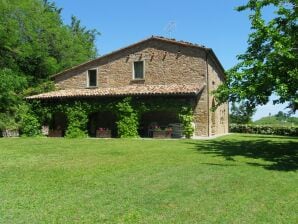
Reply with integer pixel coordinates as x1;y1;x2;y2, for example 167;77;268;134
65;102;88;138
179;107;195;138
30;96;195;138
115;97;139;138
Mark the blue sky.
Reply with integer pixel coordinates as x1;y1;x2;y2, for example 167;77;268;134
54;0;296;120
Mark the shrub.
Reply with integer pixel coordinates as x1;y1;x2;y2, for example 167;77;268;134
17;103;41;137
115;97;139;138
65;102;88;138
230;124;298;136
65;126;86;138
0;114;19;131
179;107;195;138
20;113;41;136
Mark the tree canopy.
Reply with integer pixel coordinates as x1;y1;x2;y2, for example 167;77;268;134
0;0;99;129
230;102;256;124
0;0;99;85
215;0;297;113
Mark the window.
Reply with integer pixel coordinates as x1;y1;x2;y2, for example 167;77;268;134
133;61;144;79
88;69;97;87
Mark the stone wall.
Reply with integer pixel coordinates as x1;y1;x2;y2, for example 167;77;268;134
207;57;229;136
54;39;207;89
53;39;228;137
193;89;209;137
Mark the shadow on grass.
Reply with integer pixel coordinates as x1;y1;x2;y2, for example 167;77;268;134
189;136;298;171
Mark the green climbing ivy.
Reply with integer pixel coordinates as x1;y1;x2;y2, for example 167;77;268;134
29;96;195;138
65;102;88;138
179;107;195;138
115;97;139;138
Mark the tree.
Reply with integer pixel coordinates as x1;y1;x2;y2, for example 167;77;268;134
275;111;289;121
0;0;99;129
0;68;27;114
0;0;99;85
0;68;27;129
215;0;297;113
230;102;256;124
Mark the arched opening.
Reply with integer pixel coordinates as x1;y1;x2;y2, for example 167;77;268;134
49;112;67;137
139;111;182;138
88;111;117;137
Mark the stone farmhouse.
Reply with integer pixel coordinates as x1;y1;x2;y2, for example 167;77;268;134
28;36;228;138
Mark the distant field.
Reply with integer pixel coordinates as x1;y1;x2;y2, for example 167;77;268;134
0;134;297;223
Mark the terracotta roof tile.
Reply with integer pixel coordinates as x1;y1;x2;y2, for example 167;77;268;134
26;84;203;100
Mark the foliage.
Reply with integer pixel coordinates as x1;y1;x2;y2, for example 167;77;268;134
230;124;298;136
0;114;18;130
215;0;298;112
275;111;289;121
20;113;41;136
0;0;99;130
179;107;194;138
0;68;27;130
0;68;27;114
17;103;41;136
29;97;194;138
0;0;99;85
230;101;256;124
115;97;139;138
23;81;55;97
65;102;88;138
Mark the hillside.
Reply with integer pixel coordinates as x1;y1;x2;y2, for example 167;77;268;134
254;116;298;126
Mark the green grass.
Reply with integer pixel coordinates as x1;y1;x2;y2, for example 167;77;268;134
0;134;297;223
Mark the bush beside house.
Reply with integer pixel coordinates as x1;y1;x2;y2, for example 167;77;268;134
230;124;298;136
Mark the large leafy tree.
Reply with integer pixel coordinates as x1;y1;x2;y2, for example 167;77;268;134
215;0;297;112
0;0;99;85
0;0;99;129
0;69;27;129
230;102;256;124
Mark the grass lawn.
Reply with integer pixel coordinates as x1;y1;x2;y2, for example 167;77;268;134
0;134;297;223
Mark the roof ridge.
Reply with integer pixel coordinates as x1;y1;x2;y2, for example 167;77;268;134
151;36;207;48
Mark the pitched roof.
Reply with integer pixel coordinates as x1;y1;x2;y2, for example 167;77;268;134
26;84;204;100
51;36;225;79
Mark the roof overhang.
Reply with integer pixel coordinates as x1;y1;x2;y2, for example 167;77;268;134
26;84;204;100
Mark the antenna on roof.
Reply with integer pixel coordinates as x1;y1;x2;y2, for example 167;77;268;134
164;21;176;38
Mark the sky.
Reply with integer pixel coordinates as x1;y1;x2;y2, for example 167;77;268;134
54;0;296;120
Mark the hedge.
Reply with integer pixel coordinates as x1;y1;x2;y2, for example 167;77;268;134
230;124;298;136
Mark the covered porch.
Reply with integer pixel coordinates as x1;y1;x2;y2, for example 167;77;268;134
27;84;204;138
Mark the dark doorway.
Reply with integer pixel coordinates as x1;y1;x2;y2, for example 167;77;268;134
139;111;180;137
49;112;67;137
88;112;117;137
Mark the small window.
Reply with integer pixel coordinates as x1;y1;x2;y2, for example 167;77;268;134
88;69;97;87
133;61;144;79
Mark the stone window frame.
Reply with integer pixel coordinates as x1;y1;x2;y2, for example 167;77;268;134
132;60;145;80
86;68;98;88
